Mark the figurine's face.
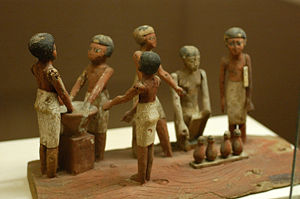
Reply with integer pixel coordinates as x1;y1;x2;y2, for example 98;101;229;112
88;43;107;62
183;55;200;72
144;33;157;49
226;38;245;56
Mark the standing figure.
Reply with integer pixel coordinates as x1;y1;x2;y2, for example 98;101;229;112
125;25;184;157
70;34;114;161
28;33;74;178
103;51;161;184
220;27;254;143
171;46;211;151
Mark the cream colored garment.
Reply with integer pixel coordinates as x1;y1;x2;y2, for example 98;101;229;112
225;80;247;124
34;89;61;148
135;101;159;147
85;89;109;134
133;74;166;119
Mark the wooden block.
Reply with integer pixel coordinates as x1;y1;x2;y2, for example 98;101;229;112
59;132;95;174
188;111;209;139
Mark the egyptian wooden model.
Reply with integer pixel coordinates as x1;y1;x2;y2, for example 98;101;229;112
220;27;254;143
28;33;74;178
124;25;184;157
103;51;162;184
70;34;114;161
171;45;211;151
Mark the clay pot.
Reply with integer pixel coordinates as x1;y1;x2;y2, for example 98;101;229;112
193;136;206;163
232;129;243;155
220;131;232;158
206;136;218;161
61;101;98;136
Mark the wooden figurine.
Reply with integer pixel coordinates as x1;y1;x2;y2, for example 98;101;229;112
28;33;74;178
70;34;114;161
205;136;218;161
232;129;243;155
124;25;184;157
103;51;161;184
220;131;232;158
193;136;206;164
220;27;254;143
171;46;211;151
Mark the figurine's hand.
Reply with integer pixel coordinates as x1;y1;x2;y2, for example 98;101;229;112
178;122;189;139
78;102;90;133
102;100;112;111
246;97;255;112
221;97;225;113
175;86;185;96
121;110;135;123
68;104;75;113
58;96;64;105
78;116;88;134
82;101;91;112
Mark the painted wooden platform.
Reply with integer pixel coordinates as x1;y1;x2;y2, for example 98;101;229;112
28;136;299;199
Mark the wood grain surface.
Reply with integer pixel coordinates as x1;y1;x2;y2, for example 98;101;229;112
28;136;299;199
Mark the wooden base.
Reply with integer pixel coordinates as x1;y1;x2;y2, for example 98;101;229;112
190;152;249;169
59;132;95;174
28;136;300;199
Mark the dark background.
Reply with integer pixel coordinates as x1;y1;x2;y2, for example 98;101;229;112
0;0;299;144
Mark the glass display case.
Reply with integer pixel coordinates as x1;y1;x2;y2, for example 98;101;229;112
290;101;300;198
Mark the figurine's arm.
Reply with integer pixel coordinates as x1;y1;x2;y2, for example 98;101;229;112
85;67;114;104
103;82;145;111
133;51;143;80
171;73;189;137
158;65;184;96
245;54;254;110
121;101;138;123
219;58;227;113
199;69;211;113
70;69;88;101
47;68;74;112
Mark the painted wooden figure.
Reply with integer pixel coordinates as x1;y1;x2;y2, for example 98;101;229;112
171;46;211;151
70;34;114;161
193;136;206;164
123;25;184;157
28;33;74;178
220;131;232;158
220;27;254;143
103;51;162;184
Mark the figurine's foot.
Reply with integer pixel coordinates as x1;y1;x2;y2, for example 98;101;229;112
163;150;172;157
130;174;145;184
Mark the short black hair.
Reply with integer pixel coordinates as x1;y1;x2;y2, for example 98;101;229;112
139;51;160;75
224;27;247;42
91;34;114;57
28;33;55;61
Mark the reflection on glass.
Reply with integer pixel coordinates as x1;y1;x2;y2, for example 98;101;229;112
290;100;300;198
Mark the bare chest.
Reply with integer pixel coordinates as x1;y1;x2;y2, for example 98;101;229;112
177;71;201;92
87;65;106;82
227;60;245;79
